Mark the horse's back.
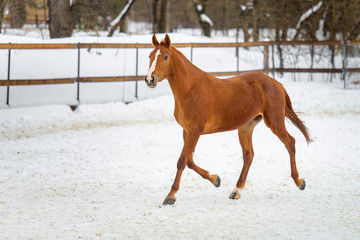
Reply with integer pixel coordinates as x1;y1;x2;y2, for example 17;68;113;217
236;72;286;102
237;72;288;118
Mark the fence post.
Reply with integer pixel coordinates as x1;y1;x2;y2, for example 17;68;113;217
341;40;348;89
190;46;193;62
76;43;81;104
135;47;139;98
237;46;240;72
263;45;269;72
6;45;11;106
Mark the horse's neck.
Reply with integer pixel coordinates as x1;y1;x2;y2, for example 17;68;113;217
167;48;206;100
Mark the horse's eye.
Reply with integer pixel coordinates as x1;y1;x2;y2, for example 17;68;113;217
164;55;168;60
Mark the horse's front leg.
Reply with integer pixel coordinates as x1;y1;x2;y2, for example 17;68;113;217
163;129;201;205
183;130;220;188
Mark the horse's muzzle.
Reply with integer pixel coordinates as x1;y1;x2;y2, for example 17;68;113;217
145;75;158;88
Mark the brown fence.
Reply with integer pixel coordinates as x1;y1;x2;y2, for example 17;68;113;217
1;40;359;106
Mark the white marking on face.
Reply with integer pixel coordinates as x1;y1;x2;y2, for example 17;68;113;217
146;49;161;81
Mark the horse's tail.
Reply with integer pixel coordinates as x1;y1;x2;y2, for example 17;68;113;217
284;91;312;144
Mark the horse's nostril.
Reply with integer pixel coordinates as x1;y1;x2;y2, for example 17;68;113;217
150;76;155;83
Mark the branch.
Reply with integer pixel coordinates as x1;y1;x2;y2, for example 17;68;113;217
108;0;136;37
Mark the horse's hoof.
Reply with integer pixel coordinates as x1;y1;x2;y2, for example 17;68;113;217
213;175;221;188
163;197;176;205
298;179;306;191
229;192;240;200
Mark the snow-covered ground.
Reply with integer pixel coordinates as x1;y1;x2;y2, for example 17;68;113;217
0;29;359;239
0;79;359;239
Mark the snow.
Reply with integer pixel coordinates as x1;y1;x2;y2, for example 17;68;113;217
200;14;214;26
0;30;359;239
0;80;359;239
296;1;323;30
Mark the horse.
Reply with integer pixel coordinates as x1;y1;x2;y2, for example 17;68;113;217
145;34;311;205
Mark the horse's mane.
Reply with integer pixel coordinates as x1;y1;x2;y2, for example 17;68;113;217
170;46;207;75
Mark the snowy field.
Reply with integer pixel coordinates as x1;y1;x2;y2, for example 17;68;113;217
0;79;359;239
0;30;359;239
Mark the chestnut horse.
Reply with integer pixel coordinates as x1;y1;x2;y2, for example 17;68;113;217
145;34;311;205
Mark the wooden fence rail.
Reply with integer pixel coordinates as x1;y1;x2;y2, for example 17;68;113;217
1;40;359;106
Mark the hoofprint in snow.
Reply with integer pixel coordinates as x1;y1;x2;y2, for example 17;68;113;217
0;79;359;239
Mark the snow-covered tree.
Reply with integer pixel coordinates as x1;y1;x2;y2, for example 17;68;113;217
108;0;136;37
235;2;250;43
193;0;213;37
293;1;323;41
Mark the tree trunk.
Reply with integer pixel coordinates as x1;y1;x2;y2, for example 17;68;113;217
275;26;284;76
152;0;159;33
252;0;260;41
48;0;74;38
108;0;136;37
158;0;167;33
348;20;360;40
9;0;26;28
280;1;289;41
221;0;228;36
0;0;5;33
193;0;213;37
119;15;129;33
236;3;250;43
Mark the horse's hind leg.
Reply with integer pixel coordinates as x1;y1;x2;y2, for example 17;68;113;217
263;113;306;190
230;116;262;199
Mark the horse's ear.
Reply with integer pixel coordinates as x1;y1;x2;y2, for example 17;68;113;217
152;34;159;47
162;34;171;48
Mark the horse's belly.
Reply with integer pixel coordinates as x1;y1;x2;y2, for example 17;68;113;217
203;112;257;134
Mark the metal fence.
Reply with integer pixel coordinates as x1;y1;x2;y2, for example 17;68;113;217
1;40;359;107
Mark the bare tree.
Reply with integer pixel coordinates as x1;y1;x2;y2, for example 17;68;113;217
251;0;262;41
235;1;250;42
0;0;6;33
9;0;26;28
47;0;75;38
108;0;136;36
152;0;159;33
158;0;167;33
323;0;360;41
293;1;323;41
193;0;213;37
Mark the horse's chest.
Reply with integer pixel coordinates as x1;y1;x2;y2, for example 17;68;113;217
173;102;207;131
173;106;189;130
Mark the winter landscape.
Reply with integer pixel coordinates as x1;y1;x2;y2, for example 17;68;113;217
0;29;359;239
0;0;360;238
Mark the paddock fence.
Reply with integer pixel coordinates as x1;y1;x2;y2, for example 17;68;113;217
1;40;359;107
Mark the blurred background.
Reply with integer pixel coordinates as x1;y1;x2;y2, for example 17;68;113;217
0;0;359;41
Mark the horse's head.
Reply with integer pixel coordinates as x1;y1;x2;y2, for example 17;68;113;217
145;34;172;88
